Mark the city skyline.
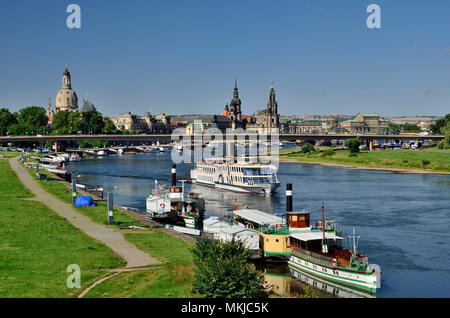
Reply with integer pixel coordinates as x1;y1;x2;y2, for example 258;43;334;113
1;0;450;117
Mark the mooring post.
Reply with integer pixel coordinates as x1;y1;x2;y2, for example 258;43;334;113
107;192;114;225
72;177;76;205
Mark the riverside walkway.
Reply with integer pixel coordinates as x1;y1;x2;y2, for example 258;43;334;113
9;157;159;268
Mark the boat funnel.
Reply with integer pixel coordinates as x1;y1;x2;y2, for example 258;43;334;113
172;164;176;186
286;183;293;212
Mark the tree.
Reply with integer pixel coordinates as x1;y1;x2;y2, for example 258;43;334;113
17;106;48;128
51;110;70;134
344;137;361;153
301;143;315;154
0;108;18;136
437;123;450;149
192;238;267;298
81;110;104;134
103;117;116;134
430;114;450;134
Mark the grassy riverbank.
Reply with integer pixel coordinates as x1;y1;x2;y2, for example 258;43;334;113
23;159;198;297
0;151;20;158
84;230;197;298
280;148;450;173
0;159;125;297
24;164;140;226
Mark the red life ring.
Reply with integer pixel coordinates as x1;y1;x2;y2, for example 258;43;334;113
332;259;337;267
160;203;165;208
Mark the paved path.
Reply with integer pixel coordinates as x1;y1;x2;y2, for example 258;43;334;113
10;157;160;268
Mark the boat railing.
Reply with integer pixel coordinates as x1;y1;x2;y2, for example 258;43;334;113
291;246;339;268
257;224;290;235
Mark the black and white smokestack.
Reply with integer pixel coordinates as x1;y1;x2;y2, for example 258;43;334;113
286;183;293;212
171;164;176;186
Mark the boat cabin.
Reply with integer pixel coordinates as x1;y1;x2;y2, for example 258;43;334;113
287;210;310;229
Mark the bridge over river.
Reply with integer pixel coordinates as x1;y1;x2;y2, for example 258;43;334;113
0;133;444;151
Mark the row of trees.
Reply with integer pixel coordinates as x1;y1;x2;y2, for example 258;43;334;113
0;106;117;137
0;106;49;136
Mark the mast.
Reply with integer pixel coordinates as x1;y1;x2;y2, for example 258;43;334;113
353;227;356;254
322;201;325;240
321;201;328;253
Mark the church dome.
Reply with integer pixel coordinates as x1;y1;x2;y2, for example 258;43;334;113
56;88;78;111
80;94;96;112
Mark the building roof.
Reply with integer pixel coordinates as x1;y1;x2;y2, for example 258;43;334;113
360;113;380;117
219;224;258;235
233;209;283;226
290;231;344;242
80;97;96;112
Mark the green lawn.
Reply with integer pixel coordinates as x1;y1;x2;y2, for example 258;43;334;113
280;148;450;173
83;264;197;298
0;159;126;297
84;230;197;298
0;151;20;159
24;164;140;226
21;158;199;298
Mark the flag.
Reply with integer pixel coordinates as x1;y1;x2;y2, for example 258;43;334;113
234;199;237;211
158;183;163;188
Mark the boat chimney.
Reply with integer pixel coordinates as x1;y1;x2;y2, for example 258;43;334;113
171;164;176;186
286;183;293;213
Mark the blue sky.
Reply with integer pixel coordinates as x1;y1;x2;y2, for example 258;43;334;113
0;0;449;117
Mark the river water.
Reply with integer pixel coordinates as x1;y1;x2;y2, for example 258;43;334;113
67;152;450;298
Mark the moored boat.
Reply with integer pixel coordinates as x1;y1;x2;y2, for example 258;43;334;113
190;158;280;195
146;164;205;229
227;184;382;295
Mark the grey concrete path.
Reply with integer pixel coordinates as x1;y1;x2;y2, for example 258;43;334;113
10;157;160;268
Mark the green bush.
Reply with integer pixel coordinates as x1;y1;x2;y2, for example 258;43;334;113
301;143;315;154
321;149;335;157
422;160;431;166
349;153;358;157
192;238;267;298
344;137;361;153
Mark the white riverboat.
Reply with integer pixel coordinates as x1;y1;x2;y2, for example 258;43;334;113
146;165;205;229
190;159;280;195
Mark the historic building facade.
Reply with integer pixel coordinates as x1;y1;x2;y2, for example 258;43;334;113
339;113;388;133
112;112;171;134
246;84;283;133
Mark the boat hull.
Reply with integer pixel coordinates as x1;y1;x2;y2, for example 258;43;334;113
192;179;279;195
288;255;380;295
288;265;375;298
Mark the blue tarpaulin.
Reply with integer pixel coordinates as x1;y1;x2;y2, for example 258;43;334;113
74;196;96;207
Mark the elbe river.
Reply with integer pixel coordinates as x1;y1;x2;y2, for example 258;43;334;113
67;151;450;298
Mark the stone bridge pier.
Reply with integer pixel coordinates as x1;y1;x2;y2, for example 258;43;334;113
314;140;326;147
54;140;66;153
